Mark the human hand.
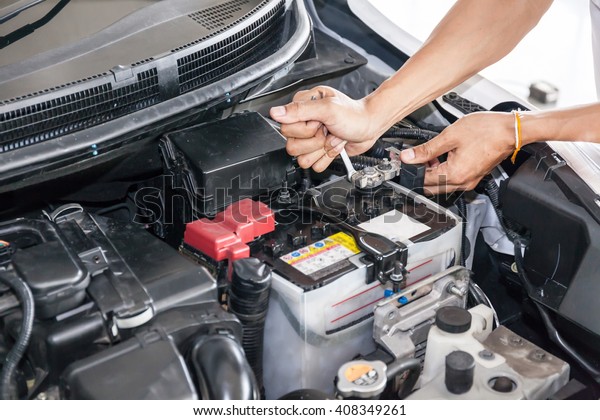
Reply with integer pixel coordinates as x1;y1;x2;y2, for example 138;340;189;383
400;112;516;194
269;86;379;172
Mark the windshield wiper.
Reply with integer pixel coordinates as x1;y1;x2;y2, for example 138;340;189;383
0;0;47;25
1;0;70;49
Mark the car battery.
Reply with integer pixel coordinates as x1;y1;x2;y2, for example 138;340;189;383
260;176;462;398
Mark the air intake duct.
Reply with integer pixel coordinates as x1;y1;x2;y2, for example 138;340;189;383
228;258;272;395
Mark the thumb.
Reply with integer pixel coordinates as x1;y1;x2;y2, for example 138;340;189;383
400;135;453;164
270;100;332;125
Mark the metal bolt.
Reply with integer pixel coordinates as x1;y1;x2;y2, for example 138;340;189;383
509;336;524;347
479;349;495;360
447;282;467;297
390;262;404;282
531;349;547;361
363;166;376;175
378;158;393;171
387;311;396;320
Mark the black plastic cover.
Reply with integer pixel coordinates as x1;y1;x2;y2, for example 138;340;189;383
57;211;218;323
160;112;293;216
63;331;197;400
0;219;89;318
502;150;600;342
191;334;258;400
399;163;426;195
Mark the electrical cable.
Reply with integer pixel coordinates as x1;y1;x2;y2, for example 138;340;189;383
383;127;438;141
0;269;35;400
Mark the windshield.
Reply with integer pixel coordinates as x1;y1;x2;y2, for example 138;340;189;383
0;0;157;66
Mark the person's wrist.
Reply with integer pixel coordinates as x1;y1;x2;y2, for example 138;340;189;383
360;95;385;141
361;90;407;141
519;111;546;146
500;112;519;154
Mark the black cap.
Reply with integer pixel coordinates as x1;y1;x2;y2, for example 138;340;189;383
232;258;272;293
435;306;472;334
445;351;475;395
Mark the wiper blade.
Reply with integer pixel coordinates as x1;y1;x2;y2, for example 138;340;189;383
0;0;70;49
0;0;46;25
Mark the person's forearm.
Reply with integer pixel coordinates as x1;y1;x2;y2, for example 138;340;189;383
364;0;553;137
521;103;600;145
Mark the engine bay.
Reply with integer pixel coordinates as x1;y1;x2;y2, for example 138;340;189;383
1;97;597;399
1;0;599;401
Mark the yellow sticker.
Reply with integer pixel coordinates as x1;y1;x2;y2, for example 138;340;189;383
329;232;360;254
279;231;361;276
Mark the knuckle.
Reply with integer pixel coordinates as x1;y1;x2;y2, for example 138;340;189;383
313;162;327;173
280;124;291;137
293;90;309;101
297;156;311;169
325;148;339;159
286;141;299;156
420;143;433;160
307;121;322;137
453;173;468;185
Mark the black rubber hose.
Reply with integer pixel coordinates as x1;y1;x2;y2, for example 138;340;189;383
331;156;383;172
228;258;272;395
367;140;389;159
513;238;600;383
412;121;446;134
384;128;438;141
455;197;469;267
190;334;259;400
386;358;421;399
349;156;383;169
0;271;35;400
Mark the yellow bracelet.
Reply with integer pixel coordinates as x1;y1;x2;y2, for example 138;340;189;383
511;110;522;164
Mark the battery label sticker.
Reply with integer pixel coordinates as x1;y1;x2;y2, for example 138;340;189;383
358;210;430;243
280;232;360;275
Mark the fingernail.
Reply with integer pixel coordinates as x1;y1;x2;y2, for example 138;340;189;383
270;106;286;117
401;148;415;161
334;141;347;153
329;137;343;148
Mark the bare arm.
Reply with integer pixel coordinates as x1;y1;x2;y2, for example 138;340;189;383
365;0;554;137
270;0;554;171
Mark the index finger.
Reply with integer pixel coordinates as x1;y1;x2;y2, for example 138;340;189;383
280;120;323;139
270;98;334;125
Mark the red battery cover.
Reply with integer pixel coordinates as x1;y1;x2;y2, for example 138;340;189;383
183;199;275;262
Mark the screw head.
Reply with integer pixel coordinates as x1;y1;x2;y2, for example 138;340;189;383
509;336;524;347
531;349;547;361
478;349;495;360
